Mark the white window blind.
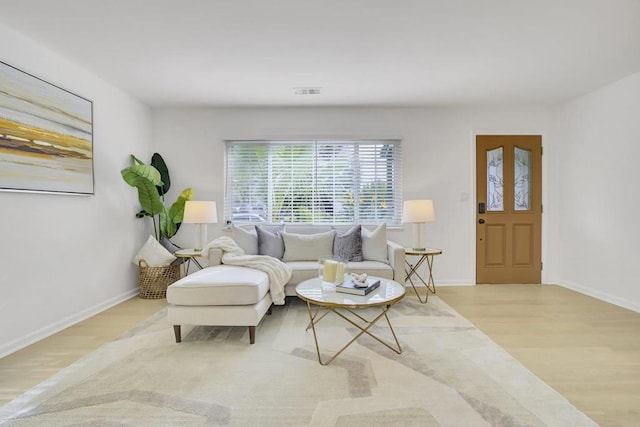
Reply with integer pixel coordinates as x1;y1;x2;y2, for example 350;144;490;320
224;140;402;225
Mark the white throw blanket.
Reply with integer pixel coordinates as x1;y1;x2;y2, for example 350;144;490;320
203;236;292;305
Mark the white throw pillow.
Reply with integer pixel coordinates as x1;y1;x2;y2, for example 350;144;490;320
362;224;388;263
232;225;258;255
133;235;177;267
282;230;336;262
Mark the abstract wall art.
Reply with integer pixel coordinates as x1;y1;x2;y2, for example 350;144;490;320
0;61;93;195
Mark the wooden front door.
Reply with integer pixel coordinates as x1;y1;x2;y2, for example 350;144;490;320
476;135;542;283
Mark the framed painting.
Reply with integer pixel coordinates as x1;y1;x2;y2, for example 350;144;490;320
0;61;94;195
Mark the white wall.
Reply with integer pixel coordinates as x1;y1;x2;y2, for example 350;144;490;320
0;25;153;357
152;106;552;286
550;72;640;312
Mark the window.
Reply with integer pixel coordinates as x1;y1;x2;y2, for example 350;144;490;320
225;140;402;225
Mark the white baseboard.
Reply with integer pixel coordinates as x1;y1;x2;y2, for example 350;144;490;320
402;279;474;287
558;280;640;313
0;288;139;359
434;282;475;287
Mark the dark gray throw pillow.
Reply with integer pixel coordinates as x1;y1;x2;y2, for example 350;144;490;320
333;225;363;262
256;224;285;259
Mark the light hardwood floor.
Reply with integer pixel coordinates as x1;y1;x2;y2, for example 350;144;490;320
437;285;640;427
1;285;638;426
0;297;167;406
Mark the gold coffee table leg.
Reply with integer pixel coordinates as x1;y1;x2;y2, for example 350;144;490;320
305;306;331;331
304;301;402;366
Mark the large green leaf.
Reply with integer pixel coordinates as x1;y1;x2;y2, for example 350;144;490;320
162;188;193;238
168;188;194;223
151;153;171;196
159;205;176;238
121;164;162;187
132;176;164;216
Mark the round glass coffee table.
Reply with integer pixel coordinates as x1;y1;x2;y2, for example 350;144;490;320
295;276;405;365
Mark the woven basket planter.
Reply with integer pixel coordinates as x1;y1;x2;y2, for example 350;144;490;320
138;260;181;299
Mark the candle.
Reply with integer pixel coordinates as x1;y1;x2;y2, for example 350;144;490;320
322;259;338;282
335;262;346;284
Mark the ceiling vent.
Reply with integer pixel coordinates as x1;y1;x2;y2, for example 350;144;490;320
294;87;322;95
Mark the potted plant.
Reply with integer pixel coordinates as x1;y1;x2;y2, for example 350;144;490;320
121;153;193;240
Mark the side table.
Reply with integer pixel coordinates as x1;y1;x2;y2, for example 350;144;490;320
404;247;443;303
174;249;205;276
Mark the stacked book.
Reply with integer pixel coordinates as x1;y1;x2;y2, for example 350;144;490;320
336;277;381;296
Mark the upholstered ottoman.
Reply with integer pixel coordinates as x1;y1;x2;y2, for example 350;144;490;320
166;265;272;344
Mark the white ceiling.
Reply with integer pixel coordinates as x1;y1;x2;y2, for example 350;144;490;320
1;0;639;108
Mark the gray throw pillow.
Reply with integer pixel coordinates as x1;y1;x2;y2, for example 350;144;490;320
333;225;363;262
256;225;285;259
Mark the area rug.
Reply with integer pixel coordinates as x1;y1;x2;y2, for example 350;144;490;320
0;295;596;426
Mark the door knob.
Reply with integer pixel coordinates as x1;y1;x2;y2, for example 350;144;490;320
478;219;485;224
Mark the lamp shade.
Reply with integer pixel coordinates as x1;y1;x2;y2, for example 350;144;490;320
183;201;218;224
402;200;435;223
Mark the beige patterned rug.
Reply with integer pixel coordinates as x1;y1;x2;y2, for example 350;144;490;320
0;295;595;426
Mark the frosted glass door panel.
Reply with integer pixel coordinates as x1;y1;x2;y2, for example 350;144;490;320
514;147;531;211
487;147;503;211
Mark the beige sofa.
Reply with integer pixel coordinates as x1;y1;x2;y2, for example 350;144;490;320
167;224;405;344
220;224;405;295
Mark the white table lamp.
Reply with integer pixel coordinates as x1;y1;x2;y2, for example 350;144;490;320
403;199;435;251
183;201;218;250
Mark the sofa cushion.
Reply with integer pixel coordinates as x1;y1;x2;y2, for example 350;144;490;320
285;260;393;286
167;265;269;306
344;260;394;280
333;225;363;262
362;224;388;263
282;230;336;262
256;224;285;258
286;261;322;285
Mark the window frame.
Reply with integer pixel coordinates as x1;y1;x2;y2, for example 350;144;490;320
224;139;403;226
